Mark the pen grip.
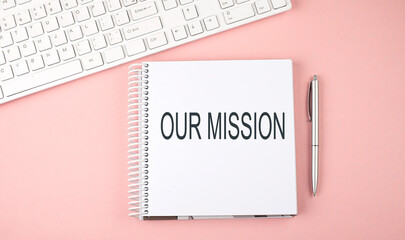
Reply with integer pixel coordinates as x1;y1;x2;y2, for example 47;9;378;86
312;146;319;195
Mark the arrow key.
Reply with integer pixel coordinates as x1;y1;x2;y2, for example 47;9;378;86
203;15;219;31
187;20;203;36
182;5;198;21
171;25;187;41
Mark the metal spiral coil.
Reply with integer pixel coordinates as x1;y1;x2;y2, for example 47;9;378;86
128;63;149;219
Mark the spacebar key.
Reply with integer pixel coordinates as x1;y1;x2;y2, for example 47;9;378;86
2;60;83;97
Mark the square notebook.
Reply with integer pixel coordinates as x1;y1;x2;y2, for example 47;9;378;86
127;60;297;220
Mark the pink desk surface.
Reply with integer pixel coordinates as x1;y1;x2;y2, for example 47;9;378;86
1;0;404;239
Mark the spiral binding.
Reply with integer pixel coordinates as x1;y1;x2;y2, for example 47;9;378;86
128;63;149;219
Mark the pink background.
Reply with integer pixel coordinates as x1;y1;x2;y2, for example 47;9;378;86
1;0;404;239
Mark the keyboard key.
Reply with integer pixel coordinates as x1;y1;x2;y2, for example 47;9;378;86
13;60;29;76
0;87;3;99
203;16;219;31
51;30;68;46
20;40;37;56
75;6;91;22
16;10;32;25
219;0;234;9
27;55;45;71
104;46;124;63
223;4;255;24
171;25;187;41
32;5;47;20
91;35;107;50
44;49;60;65
123;17;162;40
99;15;114;31
179;0;193;5
79;0;93;4
90;1;106;17
106;0;121;11
0;52;6;65
27;22;44;37
5;46;21;62
0;31;14;48
130;1;158;21
107;29;123;45
1;60;83;96
82;52;103;70
68;25;83;41
114;10;130;26
146;32;167;49
183;5;198;21
46;0;63;15
59;45;76;61
271;0;286;9
16;0;31;4
1;15;17;30
12;28;28;43
36;36;52;51
125;39;146;56
0;65;14;81
62;0;78;10
82;20;98;36
43;17;60;32
76;40;91;55
255;0;271;14
59;12;75;27
2;0;16;10
187;20;203;36
162;0;177;10
123;0;137;7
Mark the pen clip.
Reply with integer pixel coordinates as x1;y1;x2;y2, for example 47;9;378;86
307;80;312;122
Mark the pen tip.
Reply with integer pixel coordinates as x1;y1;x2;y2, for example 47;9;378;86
313;192;316;197
313;75;317;80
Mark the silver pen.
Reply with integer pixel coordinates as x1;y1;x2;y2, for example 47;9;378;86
308;75;319;197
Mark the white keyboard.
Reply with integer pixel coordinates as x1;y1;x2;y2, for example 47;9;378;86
0;0;291;104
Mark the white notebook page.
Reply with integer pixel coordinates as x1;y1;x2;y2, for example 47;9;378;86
145;60;297;217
